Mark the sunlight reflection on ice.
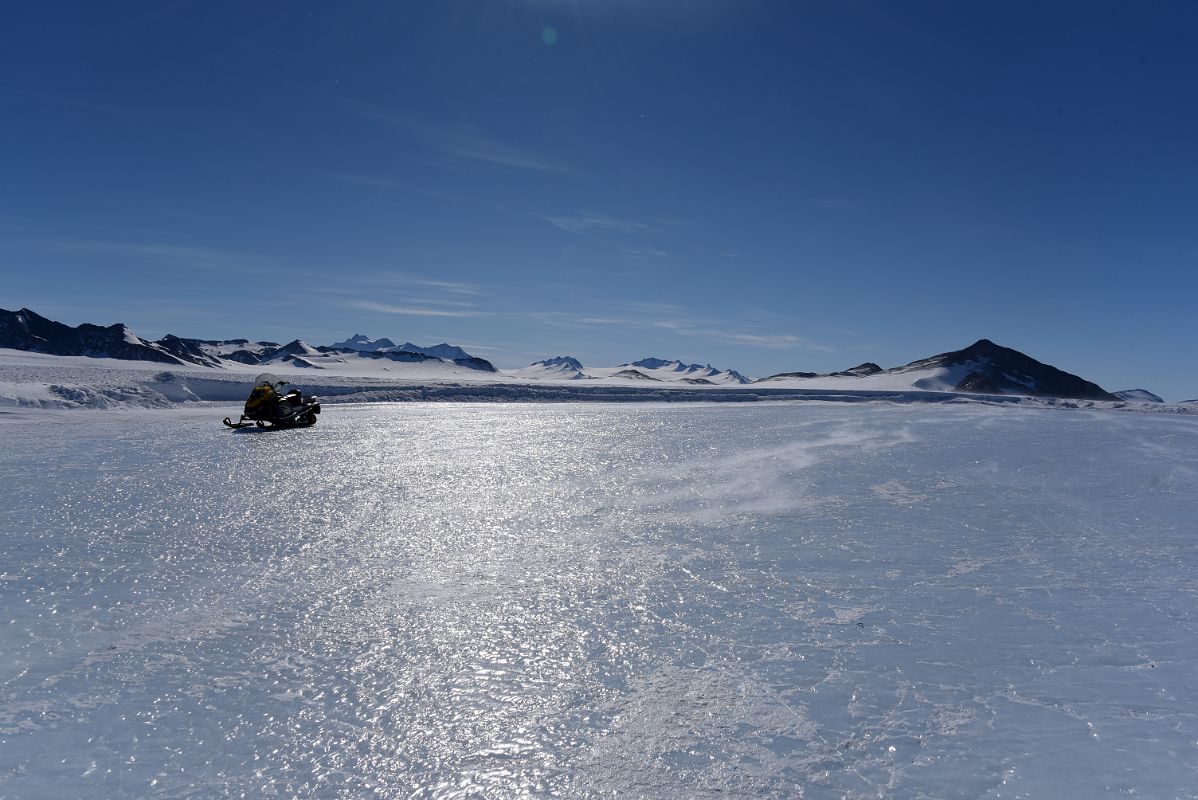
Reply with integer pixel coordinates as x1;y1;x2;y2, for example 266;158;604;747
0;403;1196;798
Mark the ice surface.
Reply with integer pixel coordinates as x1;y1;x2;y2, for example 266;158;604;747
1;403;1197;798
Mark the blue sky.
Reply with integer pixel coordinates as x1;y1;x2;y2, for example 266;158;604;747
2;1;1196;398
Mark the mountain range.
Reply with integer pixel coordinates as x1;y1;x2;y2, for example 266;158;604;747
0;306;1158;402
0;307;497;373
514;356;752;385
331;334;474;361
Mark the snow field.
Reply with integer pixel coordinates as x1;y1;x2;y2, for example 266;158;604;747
1;403;1196;798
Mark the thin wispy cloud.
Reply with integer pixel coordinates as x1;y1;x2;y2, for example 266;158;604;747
536;212;661;237
438;139;578;176
350;300;487;318
393;296;479;308
622;247;671;259
345;102;581;177
659;321;833;351
350;273;494;297
321;287;481;309
27;238;289;276
721;332;822;349
518;303;828;352
409;278;491;296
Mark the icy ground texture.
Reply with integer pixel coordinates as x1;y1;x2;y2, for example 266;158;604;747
1;404;1196;799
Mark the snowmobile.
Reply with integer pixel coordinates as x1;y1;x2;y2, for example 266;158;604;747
223;373;321;429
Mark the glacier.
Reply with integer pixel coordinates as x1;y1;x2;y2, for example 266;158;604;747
1;402;1196;798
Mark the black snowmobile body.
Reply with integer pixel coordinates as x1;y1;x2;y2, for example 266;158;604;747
223;373;321;429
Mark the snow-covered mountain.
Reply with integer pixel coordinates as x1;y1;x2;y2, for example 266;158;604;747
760;339;1117;401
507;355;751;385
1;307;189;365
331;334;398;352
509;356;586;380
0;309;496;375
620;358;751;385
327;335;488;368
627;359;747;383
391;342;467;361
174;339;283;365
541;355;584;372
1113;389;1164;403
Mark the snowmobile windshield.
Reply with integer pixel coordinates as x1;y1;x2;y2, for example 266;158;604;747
253;372;283;387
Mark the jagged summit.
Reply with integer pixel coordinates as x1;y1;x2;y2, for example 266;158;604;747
621;357;751;384
534;355;584;371
0;308;496;373
626;357;718;374
324;335;493;371
508;355;585;381
0;307;184;365
332;334;397;352
398;342;471;361
628;357;690;371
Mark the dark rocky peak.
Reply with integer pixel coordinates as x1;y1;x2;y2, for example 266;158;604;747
612;368;660;380
628;357;676;370
331;334;398;352
958;338;1000;356
452;356;498;372
0;307;183;364
830;362;883;377
154;335;225;368
845;362;882;375
274;340;318;357
758;371;819;381
1;307;65;344
954;373;1003;395
899;339;1115;400
534;355;584;370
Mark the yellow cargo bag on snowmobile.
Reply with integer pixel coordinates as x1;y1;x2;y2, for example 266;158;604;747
244;382;278;418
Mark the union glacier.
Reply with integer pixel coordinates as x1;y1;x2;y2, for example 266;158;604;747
1;402;1195;798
